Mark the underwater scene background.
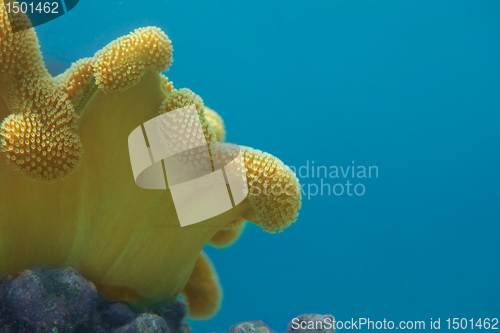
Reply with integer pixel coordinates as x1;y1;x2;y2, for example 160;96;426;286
32;0;499;331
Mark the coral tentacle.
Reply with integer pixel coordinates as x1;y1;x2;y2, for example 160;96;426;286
91;27;173;93
181;252;222;319
209;219;246;248
204;107;226;142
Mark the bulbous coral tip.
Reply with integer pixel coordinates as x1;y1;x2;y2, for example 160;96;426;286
0;72;83;182
204;107;226;142
181;252;222;319
91;26;173;92
159;88;218;144
242;147;302;233
0;112;82;182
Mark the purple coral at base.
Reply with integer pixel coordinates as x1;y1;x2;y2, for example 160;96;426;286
284;314;336;333
113;314;168;333
7;267;96;331
229;321;276;333
0;267;189;333
0;267;332;333
231;315;335;333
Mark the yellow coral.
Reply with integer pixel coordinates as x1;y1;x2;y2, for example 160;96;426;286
160;74;174;92
204;107;226;142
182;252;222;319
242;147;301;233
159;88;217;144
92;27;173;92
0;0;301;319
209;218;246;248
0;108;82;182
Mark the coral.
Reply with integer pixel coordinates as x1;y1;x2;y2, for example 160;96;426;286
229;321;276;333
284;314;336;333
0;107;83;182
0;0;301;319
230;315;336;333
0;266;190;332
181;252;221;319
113;314;169;333
204;107;226;141
6;267;97;331
209;218;246;248
100;302;137;328
91;27;173;93
242;147;301;233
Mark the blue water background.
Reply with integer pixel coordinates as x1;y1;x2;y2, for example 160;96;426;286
37;0;500;331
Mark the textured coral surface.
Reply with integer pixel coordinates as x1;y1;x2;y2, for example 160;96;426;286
0;0;301;319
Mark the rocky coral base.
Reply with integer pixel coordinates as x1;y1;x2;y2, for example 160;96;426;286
230;314;336;333
0;267;189;333
0;266;334;333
